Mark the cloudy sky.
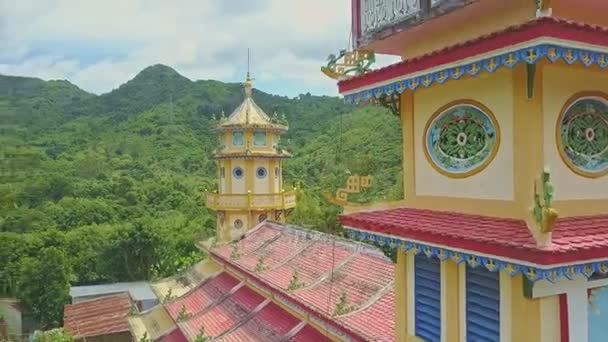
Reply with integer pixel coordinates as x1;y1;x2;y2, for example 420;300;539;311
0;0;399;97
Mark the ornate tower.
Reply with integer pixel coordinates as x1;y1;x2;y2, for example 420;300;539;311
205;73;296;242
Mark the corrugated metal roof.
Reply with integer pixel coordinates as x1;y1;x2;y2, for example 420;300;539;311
70;282;157;302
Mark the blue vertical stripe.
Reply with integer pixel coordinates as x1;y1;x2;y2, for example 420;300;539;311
466;267;500;342
415;255;441;342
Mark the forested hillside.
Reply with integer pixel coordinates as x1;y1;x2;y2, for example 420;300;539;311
0;65;402;327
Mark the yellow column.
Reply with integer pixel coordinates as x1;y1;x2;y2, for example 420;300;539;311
395;250;408;342
442;261;460;341
225;159;232;193
510;275;541;341
513;62;544;220
401;92;415;202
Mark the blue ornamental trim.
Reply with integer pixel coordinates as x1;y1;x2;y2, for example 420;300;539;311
345;228;608;283
343;44;608;104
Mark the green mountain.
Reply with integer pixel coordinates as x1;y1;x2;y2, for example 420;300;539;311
0;65;402;311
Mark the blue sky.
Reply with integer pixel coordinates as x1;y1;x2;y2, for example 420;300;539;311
0;0;398;98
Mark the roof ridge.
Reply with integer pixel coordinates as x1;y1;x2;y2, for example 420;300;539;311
213;298;271;340
335;280;394;319
279;321;307;342
65;292;131;307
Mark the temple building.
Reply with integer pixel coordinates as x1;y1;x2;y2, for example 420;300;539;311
323;0;608;341
205;73;296;242
125;76;397;342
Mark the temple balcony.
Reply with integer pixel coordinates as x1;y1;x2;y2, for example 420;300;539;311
352;0;537;57
205;191;297;211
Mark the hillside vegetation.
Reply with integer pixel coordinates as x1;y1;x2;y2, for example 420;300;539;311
0;65;402;327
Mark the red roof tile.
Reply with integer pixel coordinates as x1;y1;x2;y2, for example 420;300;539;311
288;324;332;342
295;253;395;316
339;289;395;342
64;293;132;338
219;302;301;342
338;17;608;93
165;272;240;320
209;223;397;341
236;232;311;272
179;285;266;339
341;207;608;265
264;241;354;290
157;328;188;342
214;226;281;259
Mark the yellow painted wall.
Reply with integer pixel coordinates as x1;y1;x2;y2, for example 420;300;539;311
413;68;515;201
399;0;534;60
509;275;541;342
543;63;608;208
395;251;408;342
254;159;270;193
231;159;246;193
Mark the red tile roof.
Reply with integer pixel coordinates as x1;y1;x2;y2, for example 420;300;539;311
341;207;608;265
338;288;395;342
295;253;395;316
157;328;188;342
338;17;608;93
214;226;281;260
219;302;301;342
264;240;354;290
179;285;266;339
288;324;332;342
209;222;396;341
236;232;311;271
64;293;132;338
164;272;240;320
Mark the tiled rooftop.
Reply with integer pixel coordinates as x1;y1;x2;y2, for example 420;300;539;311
164;272;240;320
218;302;301;342
341;207;608;265
64;293;132;338
209;222;397;341
178;286;266;339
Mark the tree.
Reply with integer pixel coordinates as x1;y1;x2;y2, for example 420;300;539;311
18;247;71;329
32;328;75;342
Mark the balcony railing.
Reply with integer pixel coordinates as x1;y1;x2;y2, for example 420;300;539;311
205;191;297;211
355;0;469;48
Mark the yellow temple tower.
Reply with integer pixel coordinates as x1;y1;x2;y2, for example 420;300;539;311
205;73;296;242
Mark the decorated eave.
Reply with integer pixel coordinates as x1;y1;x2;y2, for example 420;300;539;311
338;17;608;104
212;121;288;133
340;207;608;284
212;150;292;160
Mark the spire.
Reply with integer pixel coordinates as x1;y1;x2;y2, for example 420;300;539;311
244;48;253;98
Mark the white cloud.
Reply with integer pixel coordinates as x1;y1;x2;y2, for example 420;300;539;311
0;0;400;96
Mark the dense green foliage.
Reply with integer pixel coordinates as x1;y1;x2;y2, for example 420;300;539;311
0;65;402;327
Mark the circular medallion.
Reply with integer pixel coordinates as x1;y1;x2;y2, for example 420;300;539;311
234;219;244;229
557;92;608;178
424;101;500;178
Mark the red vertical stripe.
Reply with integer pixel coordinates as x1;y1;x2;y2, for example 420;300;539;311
559;294;569;342
351;0;360;48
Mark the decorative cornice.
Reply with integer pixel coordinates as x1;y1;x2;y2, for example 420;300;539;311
345;227;608;283
343;43;608;104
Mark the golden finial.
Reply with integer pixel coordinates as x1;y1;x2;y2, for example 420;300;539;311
244;48;253;98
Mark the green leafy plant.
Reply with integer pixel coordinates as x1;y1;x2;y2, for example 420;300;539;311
334;291;355;316
287;269;304;291
164;288;175;302
194;327;211;342
177;305;191;322
254;256;268;273
138;332;151;342
230;243;241;259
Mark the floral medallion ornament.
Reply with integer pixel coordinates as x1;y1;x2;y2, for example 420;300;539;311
424;101;500;177
557;93;608;178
